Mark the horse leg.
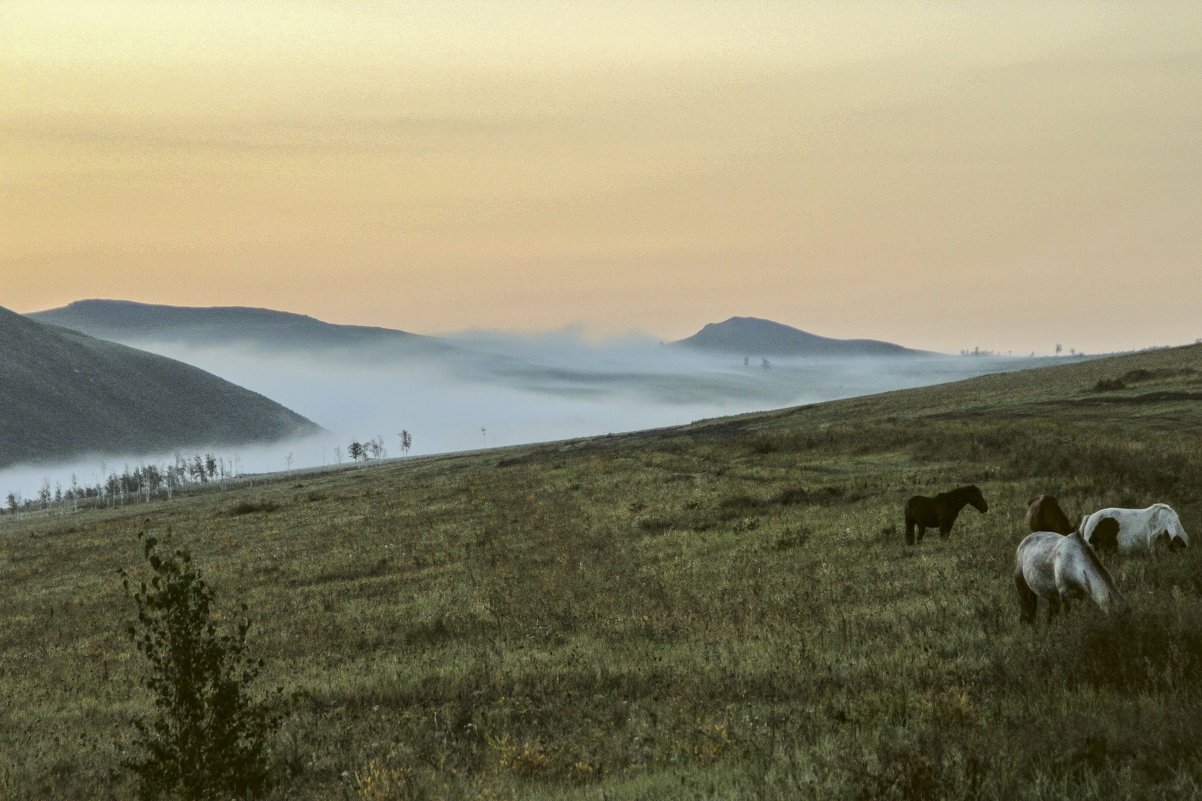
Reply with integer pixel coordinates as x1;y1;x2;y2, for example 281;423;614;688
1015;574;1038;625
905;516;916;546
1059;591;1072;617
1046;594;1062;623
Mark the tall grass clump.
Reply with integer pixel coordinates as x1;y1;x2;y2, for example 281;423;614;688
120;531;286;800
1070;606;1202;692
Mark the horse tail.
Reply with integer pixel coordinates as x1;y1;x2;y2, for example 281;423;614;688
1014;558;1038;624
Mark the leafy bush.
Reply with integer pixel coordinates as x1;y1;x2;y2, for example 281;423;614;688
120;531;285;800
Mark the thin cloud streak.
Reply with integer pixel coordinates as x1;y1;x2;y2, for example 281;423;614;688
0;111;530;155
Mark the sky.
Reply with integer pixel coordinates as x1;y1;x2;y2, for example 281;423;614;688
3;1;1201;355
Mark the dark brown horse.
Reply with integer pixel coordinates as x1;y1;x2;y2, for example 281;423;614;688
1088;516;1122;552
904;485;988;545
1025;494;1074;535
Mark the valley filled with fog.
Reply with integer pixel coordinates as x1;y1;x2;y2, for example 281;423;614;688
0;331;1053;499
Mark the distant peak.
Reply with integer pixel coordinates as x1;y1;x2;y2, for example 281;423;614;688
674;315;921;357
718;316;796;326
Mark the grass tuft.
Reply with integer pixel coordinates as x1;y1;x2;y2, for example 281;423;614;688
229;499;282;515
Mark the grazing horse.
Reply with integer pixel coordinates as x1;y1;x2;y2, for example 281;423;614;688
1080;503;1189;554
904;485;988;545
1025;494;1073;535
1015;530;1121;623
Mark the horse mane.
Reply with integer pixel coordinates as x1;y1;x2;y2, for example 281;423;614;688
1071;530;1118;596
948;485;987;512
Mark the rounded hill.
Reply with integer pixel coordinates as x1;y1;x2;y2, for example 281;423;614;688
673;316;931;357
0;306;322;468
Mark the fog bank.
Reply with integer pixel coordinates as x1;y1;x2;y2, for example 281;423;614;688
0;330;1055;499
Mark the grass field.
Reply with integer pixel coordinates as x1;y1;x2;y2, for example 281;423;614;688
4;345;1202;799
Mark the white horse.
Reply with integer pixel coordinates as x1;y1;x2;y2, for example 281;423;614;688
1080;503;1189;554
1014;530;1122;624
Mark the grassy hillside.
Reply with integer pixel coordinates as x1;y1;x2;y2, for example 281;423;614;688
0;306;322;468
3;344;1202;799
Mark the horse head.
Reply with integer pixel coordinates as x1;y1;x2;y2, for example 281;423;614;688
965;485;988;513
1152;504;1190;551
1157;530;1189;550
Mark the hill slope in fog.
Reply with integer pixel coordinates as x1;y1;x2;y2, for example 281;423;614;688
0;306;322;468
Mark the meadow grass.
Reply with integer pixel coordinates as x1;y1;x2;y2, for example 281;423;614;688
3;345;1202;799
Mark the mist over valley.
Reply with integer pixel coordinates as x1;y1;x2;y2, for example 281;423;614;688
0;305;319;486
2;301;1060;498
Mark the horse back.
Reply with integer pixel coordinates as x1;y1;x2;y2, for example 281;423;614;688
1026;494;1072;535
905;495;939;526
1016;532;1060;597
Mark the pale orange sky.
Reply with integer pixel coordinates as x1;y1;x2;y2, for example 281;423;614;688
3;2;1201;354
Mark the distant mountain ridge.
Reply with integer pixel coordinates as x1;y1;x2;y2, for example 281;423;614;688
0;306;322;468
674;316;931;357
30;299;449;353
